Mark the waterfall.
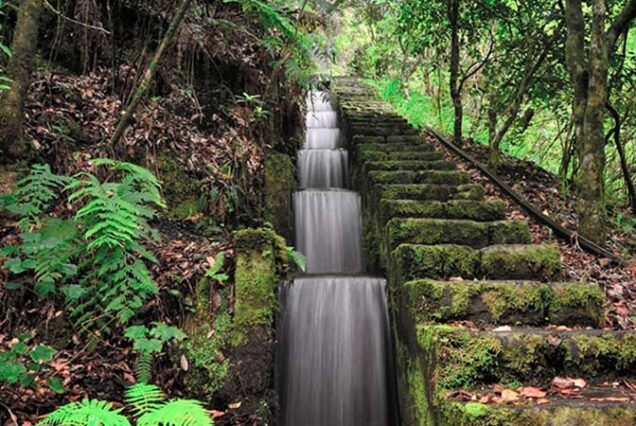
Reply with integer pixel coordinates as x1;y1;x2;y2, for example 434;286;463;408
278;277;392;426
278;89;396;425
293;190;362;273
298;149;349;189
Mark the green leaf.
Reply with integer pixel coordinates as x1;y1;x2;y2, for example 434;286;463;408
30;345;56;363
12;342;29;355
149;322;187;342
0;360;27;383
124;325;149;340
133;338;163;354
47;376;66;393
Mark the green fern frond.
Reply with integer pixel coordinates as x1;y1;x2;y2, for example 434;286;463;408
135;351;153;384
137;400;213;426
38;399;131;426
124;384;166;416
9;164;69;219
286;246;306;272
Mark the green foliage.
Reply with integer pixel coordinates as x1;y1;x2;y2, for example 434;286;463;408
124;323;186;384
1;160;165;332
0;333;61;392
285;246;306;272
0;0;11;91
40;384;213;426
205;252;229;282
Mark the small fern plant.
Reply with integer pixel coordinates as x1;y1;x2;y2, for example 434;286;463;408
286;246;306;272
1;160;165;331
124;322;186;384
38;383;213;426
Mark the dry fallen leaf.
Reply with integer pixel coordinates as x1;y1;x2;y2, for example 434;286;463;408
518;387;547;398
501;389;519;403
180;354;189;371
228;401;242;409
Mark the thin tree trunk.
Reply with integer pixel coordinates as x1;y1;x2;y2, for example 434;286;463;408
448;0;462;145
0;0;43;162
607;102;636;213
109;0;192;147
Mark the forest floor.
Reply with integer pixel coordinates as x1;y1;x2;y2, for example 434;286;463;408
428;133;636;330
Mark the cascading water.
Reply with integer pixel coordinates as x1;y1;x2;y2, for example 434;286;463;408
278;89;396;426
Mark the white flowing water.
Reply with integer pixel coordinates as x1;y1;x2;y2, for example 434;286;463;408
298;149;348;189
279;89;396;425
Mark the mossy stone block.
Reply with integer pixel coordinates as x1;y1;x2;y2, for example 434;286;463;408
264;153;294;240
352;135;385;144
387;135;423;144
403;280;603;326
480;245;561;281
366;160;455;172
377;184;485;202
369;170;469;185
356;143;424;153
394;244;480;281
380;200;506;223
232;228;287;346
359;151;443;162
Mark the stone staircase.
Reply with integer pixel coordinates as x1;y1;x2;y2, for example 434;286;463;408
332;78;636;426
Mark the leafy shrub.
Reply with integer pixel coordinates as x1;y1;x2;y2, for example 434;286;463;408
39;383;213;426
1;160;165;332
0;332;62;392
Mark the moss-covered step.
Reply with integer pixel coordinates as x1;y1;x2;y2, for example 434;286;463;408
376;184;485;202
356;142;432;153
350;125;419;136
359;151;443;162
386;218;531;249
369;170;470;185
393;244;561;281
365;160;455;172
441;399;636;426
379;199;506;223
417;325;636;388
403;279;604;326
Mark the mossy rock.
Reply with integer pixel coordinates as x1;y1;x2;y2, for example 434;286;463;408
403;280;604;326
365;160;455;172
418;325;636;387
352;135;385;144
480;244;562;281
380;200;506;223
386;219;530;249
377;184;485;202
387;134;423;144
350;125;418;136
369;170;470;185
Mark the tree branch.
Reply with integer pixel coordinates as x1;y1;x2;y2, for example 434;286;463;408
608;0;636;46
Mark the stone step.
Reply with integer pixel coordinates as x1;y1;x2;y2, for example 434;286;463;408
365;160;455;172
377;184;485;202
386;218;531;249
417;325;636;387
394;244;561;281
369;170;470;185
403;279;604;326
442;399;636;426
356;142;433;153
359;151;443;162
353;134;427;145
350;125;419;136
379;200;506;223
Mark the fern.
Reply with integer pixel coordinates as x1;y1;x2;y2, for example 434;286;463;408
286;246;306;272
5;164;69;223
42;384;213;426
124;384;165;416
39;399;131;426
137;400;213;426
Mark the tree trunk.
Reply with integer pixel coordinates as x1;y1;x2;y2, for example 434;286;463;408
576;0;609;243
109;0;192;147
448;0;462;145
607;103;636;213
487;104;498;166
0;0;43;162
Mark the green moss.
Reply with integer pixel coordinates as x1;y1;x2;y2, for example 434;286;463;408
360;151;443;162
264;153;294;239
356;142;420;153
488;221;531;245
378;184;485;202
366;160;454;172
380;199;506;223
548;283;604;326
480;245;562;281
232;228;287;346
181;286;232;395
156;154;201;219
395;244;480;281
